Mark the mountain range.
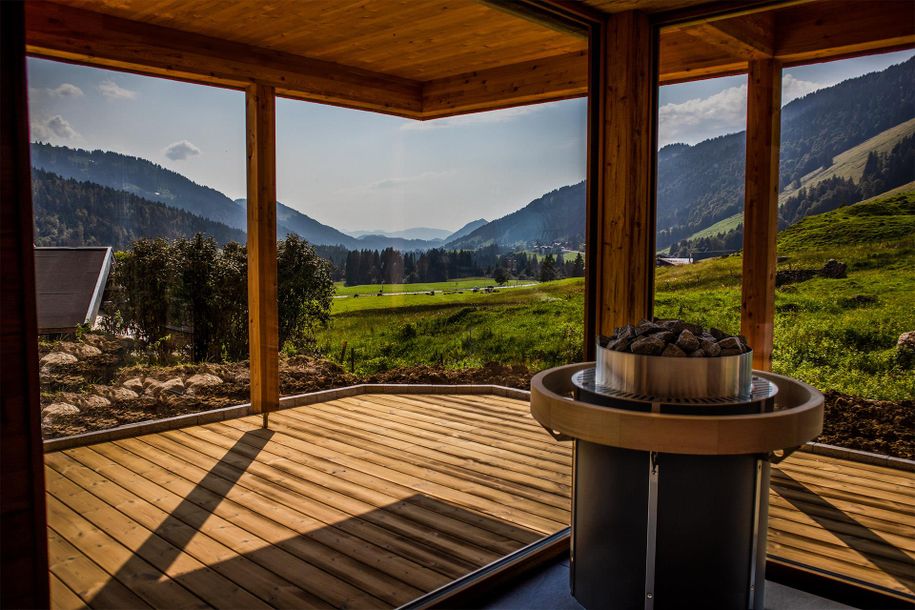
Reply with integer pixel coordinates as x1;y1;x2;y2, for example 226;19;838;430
30;55;915;253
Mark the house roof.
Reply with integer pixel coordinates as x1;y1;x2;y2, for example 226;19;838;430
25;1;915;119
34;247;112;334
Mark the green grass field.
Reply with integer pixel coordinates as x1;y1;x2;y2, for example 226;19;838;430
334;277;535;296
316;190;915;400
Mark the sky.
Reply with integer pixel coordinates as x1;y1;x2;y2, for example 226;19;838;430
27;48;914;234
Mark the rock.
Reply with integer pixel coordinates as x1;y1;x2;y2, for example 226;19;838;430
659;319;686;334
820;258;847;279
41;402;80;422
108;387;139;401
80;395;110;409
57;342;102;359
682;322;704;336
39;352;78;368
606;336;632;352
185;373;222;391
635;321;665;336
688;349;706;358
654;331;677;344
897;331;915;352
661;344;686;357
160;378;185;395
720;347;743;356
675;329;700;353
700;339;721;357
717;336;742;351
630;335;665;356
122;377;145;393
143;380;164;397
709;327;727;341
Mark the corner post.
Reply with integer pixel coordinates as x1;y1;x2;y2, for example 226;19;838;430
594;11;658;338
245;83;279;425
741;59;782;371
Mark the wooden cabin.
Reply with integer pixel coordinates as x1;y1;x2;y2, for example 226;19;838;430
2;1;913;608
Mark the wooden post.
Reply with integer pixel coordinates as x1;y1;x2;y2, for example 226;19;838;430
594;11;658;338
741;59;782;371
246;83;279;425
1;2;50;606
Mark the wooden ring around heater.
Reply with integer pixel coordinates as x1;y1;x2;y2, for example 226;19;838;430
530;362;824;455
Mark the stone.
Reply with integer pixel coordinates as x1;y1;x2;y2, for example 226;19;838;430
897;331;915;352
39;352;78;367
661;343;686;357
606;336;632;352
709;327;727;341
682;322;704;336
108;387;139;401
57;342;102;359
820;258;847;279
717;336;742;351
660;319;687;334
720;347;743;356
635;322;665;336
122;377;145;393
654;331;677;344
688;349;706;358
160;378;185;395
80;395;110;409
700;339;721;357
41;402;80;422
186;373;223;391
630;335;665;356
675;329;700;353
143;380;164;397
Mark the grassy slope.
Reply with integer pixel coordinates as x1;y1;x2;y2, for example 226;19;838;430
677;120;915;245
317;190;914;400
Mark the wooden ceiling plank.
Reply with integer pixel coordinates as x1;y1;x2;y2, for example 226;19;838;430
685;13;774;59
25;1;424;117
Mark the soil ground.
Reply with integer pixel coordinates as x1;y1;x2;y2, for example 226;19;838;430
38;334;913;460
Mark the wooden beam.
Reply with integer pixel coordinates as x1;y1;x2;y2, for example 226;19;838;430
741;59;782;371
0;2;50;606
25;1;423;118
596;11;658;335
246;84;279;423
774;0;915;65
422;51;587;118
685;13;774;59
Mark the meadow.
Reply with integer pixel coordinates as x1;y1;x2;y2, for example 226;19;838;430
316;191;915;400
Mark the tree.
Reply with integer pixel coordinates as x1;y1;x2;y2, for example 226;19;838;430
540;254;557;282
493;266;509;286
571;253;584;277
277;234;335;352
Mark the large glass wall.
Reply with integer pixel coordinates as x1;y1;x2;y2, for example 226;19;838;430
28;58;248;439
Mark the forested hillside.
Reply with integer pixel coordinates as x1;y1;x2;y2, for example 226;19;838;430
447;181;585;249
656;56;915;249
32;169;246;248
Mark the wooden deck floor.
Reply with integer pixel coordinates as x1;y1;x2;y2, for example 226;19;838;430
46;393;914;608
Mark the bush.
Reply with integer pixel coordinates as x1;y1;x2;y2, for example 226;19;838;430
104;233;334;362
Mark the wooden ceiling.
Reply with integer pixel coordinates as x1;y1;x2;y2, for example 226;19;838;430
24;0;915;119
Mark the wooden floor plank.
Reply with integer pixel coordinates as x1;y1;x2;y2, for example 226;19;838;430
208;419;539;551
44;392;914;608
280;404;571;507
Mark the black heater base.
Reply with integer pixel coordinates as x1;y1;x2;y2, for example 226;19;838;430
570;441;770;610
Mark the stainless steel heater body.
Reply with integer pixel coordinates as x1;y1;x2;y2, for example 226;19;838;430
530;350;824;610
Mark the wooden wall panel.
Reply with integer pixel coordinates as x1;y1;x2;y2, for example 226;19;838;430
741;59;782;371
246;84;280;421
0;2;50;606
596;11;658;336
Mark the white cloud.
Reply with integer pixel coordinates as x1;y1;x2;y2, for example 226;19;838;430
98;79;137;100
366;170;454;190
782;74;824;104
48;83;83;98
163;140;201;161
401;105;545;131
658;84;748;147
30;115;79;141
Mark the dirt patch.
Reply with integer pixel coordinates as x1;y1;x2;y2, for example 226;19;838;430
818;391;914;460
37;334;914;461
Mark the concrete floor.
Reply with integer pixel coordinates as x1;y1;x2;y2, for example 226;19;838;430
481;560;856;610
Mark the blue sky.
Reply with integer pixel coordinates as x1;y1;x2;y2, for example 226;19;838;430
27;49;914;234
